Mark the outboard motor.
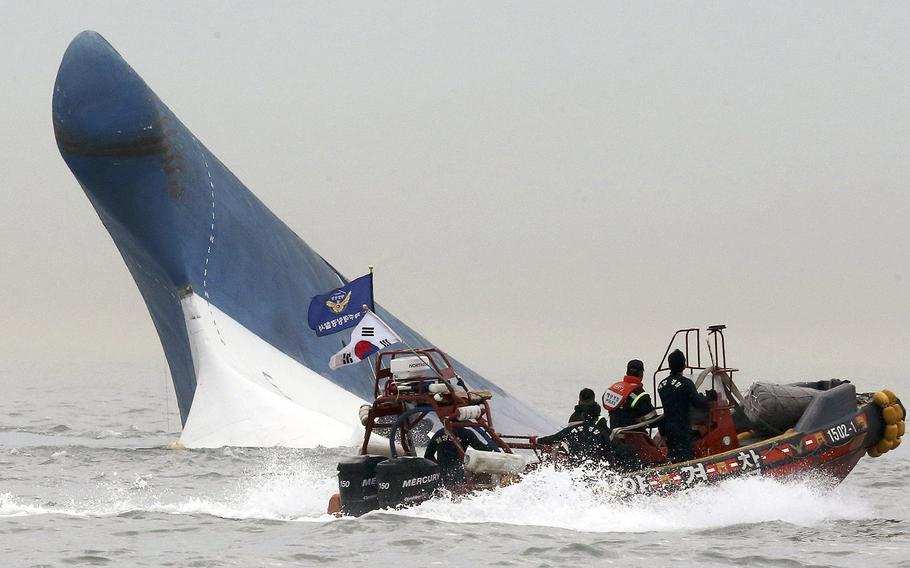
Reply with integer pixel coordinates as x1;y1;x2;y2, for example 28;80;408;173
376;456;442;509
337;455;388;516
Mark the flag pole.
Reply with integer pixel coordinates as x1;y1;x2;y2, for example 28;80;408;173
366;265;377;380
368;264;375;310
362;302;379;383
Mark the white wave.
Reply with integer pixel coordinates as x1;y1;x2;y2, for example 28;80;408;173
0;456;339;522
0;459;875;531
145;460;339;521
391;465;874;532
0;493;61;517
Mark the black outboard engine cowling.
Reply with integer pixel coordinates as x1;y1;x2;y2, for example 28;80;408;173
376;457;442;509
337;455;388;516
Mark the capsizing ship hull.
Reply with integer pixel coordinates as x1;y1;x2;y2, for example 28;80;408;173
52;31;558;448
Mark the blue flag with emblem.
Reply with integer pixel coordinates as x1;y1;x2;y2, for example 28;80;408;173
308;273;375;336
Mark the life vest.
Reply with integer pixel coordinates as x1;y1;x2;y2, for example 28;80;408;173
602;375;646;411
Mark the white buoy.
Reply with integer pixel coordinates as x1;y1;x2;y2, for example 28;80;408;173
463;447;527;474
457;405;483;420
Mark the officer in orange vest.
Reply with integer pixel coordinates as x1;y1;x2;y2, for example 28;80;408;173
602;359;657;429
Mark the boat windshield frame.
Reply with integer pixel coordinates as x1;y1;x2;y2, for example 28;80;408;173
651;326;739;410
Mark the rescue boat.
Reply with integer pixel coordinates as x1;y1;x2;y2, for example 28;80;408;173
329;326;906;515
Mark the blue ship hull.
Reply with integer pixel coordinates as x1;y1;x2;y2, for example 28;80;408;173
53;31;557;446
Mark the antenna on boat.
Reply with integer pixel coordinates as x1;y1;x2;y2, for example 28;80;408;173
703;332;718;393
705;334;716;369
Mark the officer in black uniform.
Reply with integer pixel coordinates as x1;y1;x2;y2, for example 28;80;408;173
535;404;613;469
424;426;492;483
568;388;606;426
657;349;712;463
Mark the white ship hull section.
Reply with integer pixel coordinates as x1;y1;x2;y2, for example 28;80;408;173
178;293;368;448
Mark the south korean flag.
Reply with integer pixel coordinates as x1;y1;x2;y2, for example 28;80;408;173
329;310;402;370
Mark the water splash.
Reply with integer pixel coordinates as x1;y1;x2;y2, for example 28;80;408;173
147;456;338;521
0;457;875;531
0;453;338;522
391;465;874;532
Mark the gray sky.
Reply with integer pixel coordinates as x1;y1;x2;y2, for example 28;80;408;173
1;2;908;400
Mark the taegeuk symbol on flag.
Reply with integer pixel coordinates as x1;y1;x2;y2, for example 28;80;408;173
329;310;402;369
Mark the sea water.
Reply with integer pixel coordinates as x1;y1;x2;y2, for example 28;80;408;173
1;360;907;567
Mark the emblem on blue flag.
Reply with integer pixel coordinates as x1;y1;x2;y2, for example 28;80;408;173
307;273;374;336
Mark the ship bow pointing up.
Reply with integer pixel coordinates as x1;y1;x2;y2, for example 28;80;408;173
53;31;557;447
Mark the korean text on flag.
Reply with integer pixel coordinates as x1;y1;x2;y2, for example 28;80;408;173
307;273;374;337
